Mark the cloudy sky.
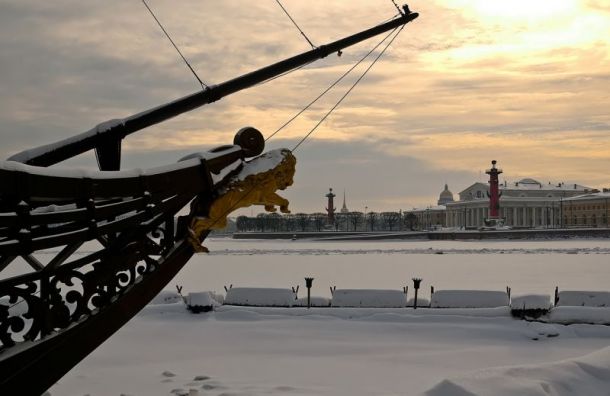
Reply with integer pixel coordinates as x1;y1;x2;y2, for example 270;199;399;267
1;0;609;213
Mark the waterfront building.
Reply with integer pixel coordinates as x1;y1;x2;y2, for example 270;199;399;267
561;190;610;227
407;161;600;230
446;177;593;229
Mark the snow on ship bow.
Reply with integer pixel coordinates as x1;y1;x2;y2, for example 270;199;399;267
0;5;418;395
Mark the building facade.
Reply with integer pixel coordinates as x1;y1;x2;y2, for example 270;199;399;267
446;178;594;229
562;191;610;227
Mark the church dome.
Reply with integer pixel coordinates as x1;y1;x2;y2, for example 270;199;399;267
438;184;454;205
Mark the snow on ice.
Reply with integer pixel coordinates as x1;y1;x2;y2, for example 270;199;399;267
44;239;610;396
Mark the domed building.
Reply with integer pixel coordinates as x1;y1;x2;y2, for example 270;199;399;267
437;184;454;205
444;166;593;229
406;161;598;230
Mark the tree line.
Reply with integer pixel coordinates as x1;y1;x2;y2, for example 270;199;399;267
235;211;418;232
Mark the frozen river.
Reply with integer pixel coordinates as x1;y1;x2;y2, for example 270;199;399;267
172;238;610;298
44;237;610;396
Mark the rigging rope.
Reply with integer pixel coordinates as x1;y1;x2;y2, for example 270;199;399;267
390;0;404;15
275;0;316;49
265;25;399;142
190;24;406;233
185;15;406;233
291;24;405;152
141;0;209;89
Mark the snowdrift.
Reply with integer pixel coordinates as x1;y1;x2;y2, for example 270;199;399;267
148;290;183;305
425;347;610;396
547;306;610;325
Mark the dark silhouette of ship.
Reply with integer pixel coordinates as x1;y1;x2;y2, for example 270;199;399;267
0;6;418;394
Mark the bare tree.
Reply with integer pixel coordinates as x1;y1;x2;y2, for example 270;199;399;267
381;212;401;231
366;211;378;231
335;212;349;231
295;213;310;232
282;214;296;232
348;211;364;231
267;213;281;232
311;213;327;232
404;212;417;231
255;213;267;232
236;215;249;232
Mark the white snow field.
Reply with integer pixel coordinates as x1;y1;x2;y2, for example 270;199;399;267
46;238;610;396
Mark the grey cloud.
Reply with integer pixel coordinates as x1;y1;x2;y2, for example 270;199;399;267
270;138;474;212
1;0;609;211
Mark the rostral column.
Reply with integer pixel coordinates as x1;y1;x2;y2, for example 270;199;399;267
486;160;503;219
325;188;336;224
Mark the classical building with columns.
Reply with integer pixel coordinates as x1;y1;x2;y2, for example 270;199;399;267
445;177;595;229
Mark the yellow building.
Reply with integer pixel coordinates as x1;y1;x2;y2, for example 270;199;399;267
562;191;610;227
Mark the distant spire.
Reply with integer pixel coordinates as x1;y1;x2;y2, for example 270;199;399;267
341;189;349;213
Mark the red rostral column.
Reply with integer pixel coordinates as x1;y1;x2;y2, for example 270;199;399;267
486;160;503;218
326;188;336;224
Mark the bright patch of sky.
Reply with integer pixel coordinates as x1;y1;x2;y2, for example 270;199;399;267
0;0;609;212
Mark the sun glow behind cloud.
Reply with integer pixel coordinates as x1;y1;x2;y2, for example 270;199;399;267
454;0;579;20
0;0;609;211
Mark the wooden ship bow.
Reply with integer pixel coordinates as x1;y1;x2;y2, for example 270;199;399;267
0;6;418;395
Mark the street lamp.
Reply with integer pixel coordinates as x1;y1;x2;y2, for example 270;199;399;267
412;278;423;309
304;277;314;309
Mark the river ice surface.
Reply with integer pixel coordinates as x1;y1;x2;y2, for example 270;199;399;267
46;238;610;395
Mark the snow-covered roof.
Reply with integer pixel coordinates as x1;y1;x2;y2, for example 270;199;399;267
459;181;592;195
504;181;590;191
410;205;446;211
562;192;610;202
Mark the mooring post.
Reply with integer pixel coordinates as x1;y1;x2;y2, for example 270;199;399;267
305;277;314;309
412;278;422;309
554;286;559;306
